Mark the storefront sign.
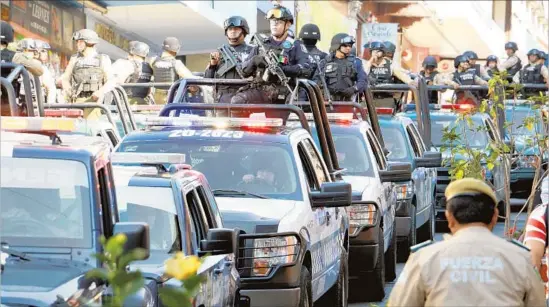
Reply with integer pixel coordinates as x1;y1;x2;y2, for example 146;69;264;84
95;22;130;52
362;23;398;45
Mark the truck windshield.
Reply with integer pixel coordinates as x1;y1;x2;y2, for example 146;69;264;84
506;108;542;136
118;139;302;201
431;118;488;148
0;157;92;248
116;186;180;253
312;131;374;177
381;127;410;161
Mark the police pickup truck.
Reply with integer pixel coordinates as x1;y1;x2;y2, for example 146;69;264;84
111;152;249;307
292;109;410;302
0;117;147;306
402;104;510;224
378;108;440;261
115;106;353;307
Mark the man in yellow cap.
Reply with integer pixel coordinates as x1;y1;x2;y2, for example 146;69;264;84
387;178;545;306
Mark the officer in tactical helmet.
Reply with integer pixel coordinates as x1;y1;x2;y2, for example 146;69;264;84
231;5;310;104
365;41;413;86
298;23;327;80
537;50;547;67
149;37;195;104
111;41;153;105
61;29;114;117
513;49;549;91
420;56;446;104
485;55;499;78
383;41;396;61
0;21;43;77
498;42;522;82
313;33;366;101
31;39;56;104
387;178;546;306
445;55;488;89
205;16;256;103
463;51;490;80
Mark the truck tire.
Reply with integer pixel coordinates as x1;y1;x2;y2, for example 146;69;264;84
397;203;416;262
317;250;349;307
384;219;397;282
299;266;312;307
352;227;385;302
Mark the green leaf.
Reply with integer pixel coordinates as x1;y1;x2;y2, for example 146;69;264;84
112;271;143;288
182;274;205;292
118;248;148;269
159;287;194;307
85;269;109;281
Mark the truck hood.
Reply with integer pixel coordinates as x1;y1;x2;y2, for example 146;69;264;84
342;175;379;197
216;198;297;234
1;255;93;305
513;136;539;155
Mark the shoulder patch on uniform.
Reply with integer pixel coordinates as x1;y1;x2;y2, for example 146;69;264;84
507;239;530;252
282;40;293;49
410;240;433;253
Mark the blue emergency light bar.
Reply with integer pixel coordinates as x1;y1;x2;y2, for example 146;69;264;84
144;116;284;129
111;152;187;165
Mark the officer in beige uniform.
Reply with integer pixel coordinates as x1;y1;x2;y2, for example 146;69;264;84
387;178;546;307
149;37;195;104
112;41;153;105
33;39;57;104
61;29;115;118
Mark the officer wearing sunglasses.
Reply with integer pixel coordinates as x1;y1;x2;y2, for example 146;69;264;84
313;33;366;101
231;5;310;104
205;16;257;103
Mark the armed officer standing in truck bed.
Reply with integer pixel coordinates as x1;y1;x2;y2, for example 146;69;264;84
231;4;310;104
205;16;256;103
149;37;195;104
112;41;153;105
499;42;522;82
313;33;366;102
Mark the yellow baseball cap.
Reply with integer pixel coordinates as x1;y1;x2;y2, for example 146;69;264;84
445;178;497;205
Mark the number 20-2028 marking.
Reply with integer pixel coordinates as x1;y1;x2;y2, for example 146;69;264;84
168;129;244;139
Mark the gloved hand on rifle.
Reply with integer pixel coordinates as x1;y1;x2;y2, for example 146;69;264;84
251;55;268;69
340;86;358;98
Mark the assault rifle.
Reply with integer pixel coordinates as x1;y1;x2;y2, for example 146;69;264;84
315;59;332;103
216;44;245;79
250;33;294;94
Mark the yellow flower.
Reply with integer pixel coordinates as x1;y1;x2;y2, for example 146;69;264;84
112;233;127;245
164;252;201;281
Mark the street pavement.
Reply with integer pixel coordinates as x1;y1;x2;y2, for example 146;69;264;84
349;199;529;307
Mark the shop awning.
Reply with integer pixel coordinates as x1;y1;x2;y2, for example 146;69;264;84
103;2;225;55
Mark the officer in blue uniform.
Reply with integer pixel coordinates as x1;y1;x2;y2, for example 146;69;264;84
388;178;545;306
462;51;490;80
205;16;256;103
314;33;367;101
485;55;499;78
298;23;327;80
231;5;310;105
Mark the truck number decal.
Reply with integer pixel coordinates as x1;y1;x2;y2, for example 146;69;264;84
168;129;244;139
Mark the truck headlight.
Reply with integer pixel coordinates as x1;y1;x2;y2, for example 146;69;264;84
394;181;414;200
251;235;300;277
517;155;538;168
348;202;379;237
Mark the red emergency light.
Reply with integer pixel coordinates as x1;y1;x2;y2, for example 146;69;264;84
440;104;475;112
375;107;395;115
44;109;84;118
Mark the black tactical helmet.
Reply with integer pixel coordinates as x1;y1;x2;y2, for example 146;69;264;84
163;37;181;53
539;51;547;60
505;41;518;51
463;51;478;61
224;16;250;35
1;21;14;45
369;41;385;53
527;49;540;57
454;55;468;68
129;41;150;58
422;55;437;68
330;33;355;52
299;23;321;40
266;5;294;24
486;55;498;63
383;41;396;54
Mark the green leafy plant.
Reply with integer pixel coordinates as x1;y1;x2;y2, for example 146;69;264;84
158;252;205;307
86;234;148;307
